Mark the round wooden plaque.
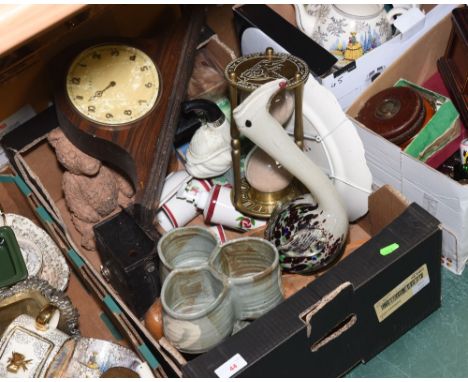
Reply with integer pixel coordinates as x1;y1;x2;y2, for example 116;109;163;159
356;86;426;145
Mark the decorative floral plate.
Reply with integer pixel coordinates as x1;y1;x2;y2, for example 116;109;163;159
50;337;153;378
4;214;69;291
16;238;43;278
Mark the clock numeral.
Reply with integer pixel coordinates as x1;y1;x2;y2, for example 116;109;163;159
145;82;153;88
106;113;113;119
110;48;120;56
140;65;148;71
92;52;101;59
71;77;81;85
76;95;83;100
124;110;132;116
129;55;136;61
138;100;147;105
88;106;95;112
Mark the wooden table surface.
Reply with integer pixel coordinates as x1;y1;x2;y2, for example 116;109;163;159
0;4;85;56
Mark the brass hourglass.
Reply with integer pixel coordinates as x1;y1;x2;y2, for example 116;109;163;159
225;47;309;218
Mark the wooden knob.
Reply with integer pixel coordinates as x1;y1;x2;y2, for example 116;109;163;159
144;298;164;340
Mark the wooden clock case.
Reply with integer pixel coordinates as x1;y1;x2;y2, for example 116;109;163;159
53;6;205;230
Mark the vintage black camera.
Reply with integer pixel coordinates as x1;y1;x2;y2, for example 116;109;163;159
94;209;160;318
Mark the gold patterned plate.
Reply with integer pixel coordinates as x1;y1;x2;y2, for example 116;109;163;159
4;214;69;292
47;337;152;378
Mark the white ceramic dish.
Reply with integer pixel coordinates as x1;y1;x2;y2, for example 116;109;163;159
54;337;153;378
285;74;373;221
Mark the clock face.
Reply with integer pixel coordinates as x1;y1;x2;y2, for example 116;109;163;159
66;44;160;126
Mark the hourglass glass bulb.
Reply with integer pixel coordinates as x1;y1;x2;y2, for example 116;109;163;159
270;89;294;126
245;147;293;193
240;90;294;126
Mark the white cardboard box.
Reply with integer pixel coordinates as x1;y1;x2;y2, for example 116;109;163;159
347;12;467;274
240;4;458;110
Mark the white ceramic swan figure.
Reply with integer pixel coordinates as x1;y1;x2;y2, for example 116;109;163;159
233;79;349;273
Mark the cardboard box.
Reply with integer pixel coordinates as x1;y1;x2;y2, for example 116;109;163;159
3;107;442;376
347;13;468;274
234;4;458;110
0;166;156;366
184;188;442;377
0;4;443;377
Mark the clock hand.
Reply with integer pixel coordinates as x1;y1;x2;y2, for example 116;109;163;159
89;81;116;101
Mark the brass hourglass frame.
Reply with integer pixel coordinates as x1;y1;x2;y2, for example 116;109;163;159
225;47;309;219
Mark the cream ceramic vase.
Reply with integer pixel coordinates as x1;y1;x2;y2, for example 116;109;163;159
294;4;411;54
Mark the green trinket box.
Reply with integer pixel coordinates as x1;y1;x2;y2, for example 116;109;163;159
0;225;28;288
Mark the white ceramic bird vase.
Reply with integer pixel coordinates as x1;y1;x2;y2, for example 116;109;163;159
233;79;349;274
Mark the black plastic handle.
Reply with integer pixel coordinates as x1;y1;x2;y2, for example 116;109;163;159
181;99;223;123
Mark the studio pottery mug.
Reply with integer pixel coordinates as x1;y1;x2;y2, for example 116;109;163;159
209;237;284;320
160;236;284;353
294;4;412;56
157;226;219;282
161;266;234;354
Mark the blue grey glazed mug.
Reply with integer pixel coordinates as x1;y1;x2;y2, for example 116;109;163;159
160;265;234;354
157;226;219;282
161;234;284;354
209;237;284;320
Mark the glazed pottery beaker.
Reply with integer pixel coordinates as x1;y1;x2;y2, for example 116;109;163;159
209;237;284;320
157;226;219;282
161;266;234;354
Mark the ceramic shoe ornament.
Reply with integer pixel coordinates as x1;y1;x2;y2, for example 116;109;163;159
183;99;232;179
233;79;349;274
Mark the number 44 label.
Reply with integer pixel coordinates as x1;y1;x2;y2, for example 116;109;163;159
214;353;248;378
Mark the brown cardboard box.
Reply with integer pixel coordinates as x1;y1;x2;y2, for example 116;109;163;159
346;12;468;275
0;4;443;377
0;168;124;344
3;105;442;376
